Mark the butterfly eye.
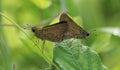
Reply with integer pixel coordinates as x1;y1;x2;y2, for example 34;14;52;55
32;28;35;32
32;27;38;32
32;29;35;32
86;32;90;36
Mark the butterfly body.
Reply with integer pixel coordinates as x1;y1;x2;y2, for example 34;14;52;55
32;21;68;42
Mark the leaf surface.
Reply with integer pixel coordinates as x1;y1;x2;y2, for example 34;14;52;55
53;40;108;70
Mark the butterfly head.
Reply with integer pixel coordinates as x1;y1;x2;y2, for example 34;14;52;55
32;26;38;33
31;26;43;38
76;30;90;39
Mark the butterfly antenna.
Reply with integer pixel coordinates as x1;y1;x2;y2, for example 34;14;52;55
90;29;98;37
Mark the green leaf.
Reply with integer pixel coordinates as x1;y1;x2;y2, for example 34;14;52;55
100;35;120;69
91;31;111;52
53;40;108;70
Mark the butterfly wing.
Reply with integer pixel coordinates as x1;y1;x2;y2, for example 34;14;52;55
42;21;68;42
60;13;89;39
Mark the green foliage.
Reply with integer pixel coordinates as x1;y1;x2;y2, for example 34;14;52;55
53;40;108;70
0;0;120;70
0;22;11;70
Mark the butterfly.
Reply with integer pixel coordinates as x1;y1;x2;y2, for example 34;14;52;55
32;13;89;42
32;21;68;42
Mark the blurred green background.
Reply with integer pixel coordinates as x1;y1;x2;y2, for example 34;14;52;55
0;0;120;70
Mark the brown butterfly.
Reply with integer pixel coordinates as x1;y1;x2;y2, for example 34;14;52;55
32;13;89;42
32;21;68;42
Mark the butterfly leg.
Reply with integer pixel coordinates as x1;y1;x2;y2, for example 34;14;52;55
41;40;46;53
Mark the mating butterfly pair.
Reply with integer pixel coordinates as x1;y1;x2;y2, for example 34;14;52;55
32;13;89;42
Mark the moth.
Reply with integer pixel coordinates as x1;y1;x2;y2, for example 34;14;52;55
32;13;89;42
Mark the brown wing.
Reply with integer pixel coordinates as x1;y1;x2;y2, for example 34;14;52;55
59;13;88;39
42;21;68;42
